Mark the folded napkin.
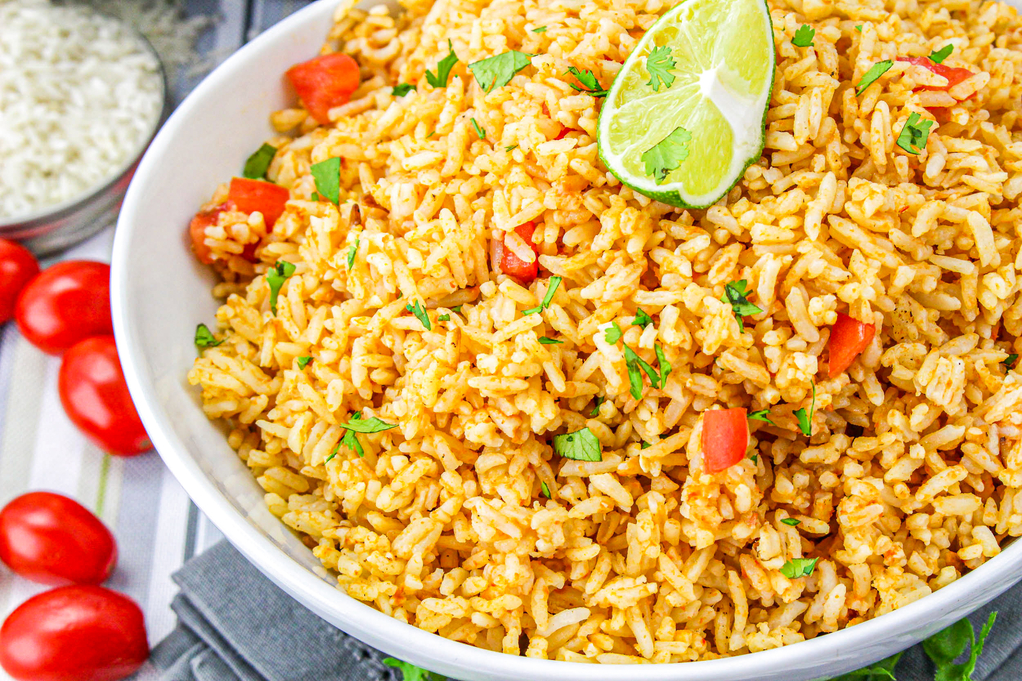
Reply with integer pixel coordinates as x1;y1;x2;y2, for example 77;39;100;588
150;539;1022;681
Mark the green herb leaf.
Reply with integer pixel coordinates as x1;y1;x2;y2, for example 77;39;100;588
243;143;277;180
328;412;364;461
604;322;623;344
645;45;677;92
425;41;459;89
624;344;660;399
896;111;935;155
267;260;297;315
749;409;775;426
393;83;416;97
505;144;518;152
780;557;818;579
383;657;446;681
347;236;359;269
641;126;692;183
553;427;602;462
855;25;863;32
832;653;901;681
451;305;463;314
632;309;653;328
341;415;397;434
405;300;432;330
590;396;605;417
471;117;486;139
523;276;561;316
540;481;551;498
655;344;671;388
438;313;451;321
781;517;801;527
469;50;532;93
311;191;321;202
310;157;341;204
856;60;894;96
532;26;547;33
566;67;607;97
794;383;816;437
750;454;758;464
539;336;562;345
640;441;652;450
297;356;312;369
194;323;223;348
793;24;815;47
722;280;763;333
1003;353;1018;370
924;612;996;681
929;44;954;64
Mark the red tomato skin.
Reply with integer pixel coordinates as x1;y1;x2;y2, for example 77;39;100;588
897;57;974;96
0;585;148;681
0;240;40;325
701;408;749;473
285;53;361;125
227;178;290;229
14;261;112;355
828;313;877;378
0;493;116;587
188;201;234;265
58;337;151;457
495;221;540;282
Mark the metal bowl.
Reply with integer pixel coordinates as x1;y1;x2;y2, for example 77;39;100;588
0;7;169;256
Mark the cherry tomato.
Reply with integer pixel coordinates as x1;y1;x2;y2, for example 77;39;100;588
827;312;876;378
228;178;290;229
0;492;116;586
188;201;233;265
701;407;749;473
58;336;150;457
0;240;40;325
14;261;112;355
285;53;361;126
0;585;148;681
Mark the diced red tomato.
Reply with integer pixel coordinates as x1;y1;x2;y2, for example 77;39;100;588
228;178;290;229
188;201;233;265
897;57;974;100
493;221;540;283
554;127;578;140
827;312;876;378
701;408;749;473
285;53;361;126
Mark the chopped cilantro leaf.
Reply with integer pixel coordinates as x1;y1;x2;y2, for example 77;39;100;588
539;336;562;345
645;45;676;92
856;60;894;96
425;41;459;88
532;26;547;33
311;191;321;202
328;412;364;460
750;454;759;464
722;280;763;333
347;236;359;269
603;321;623;344
590;396;605;417
655;344;671;388
565;67;607;97
781;518;801;527
793;24;815;47
749;409;775;426
505;144;518;152
297;356;312;369
469;50;532;93
393;83;416;97
341;416;397;434
405;300;432;330
266;260;297;315
623;344;659;400
929;44;954;64
923;613;997;681
855;25;863;32
896;111;935;155
632;308;653;328
1003;353;1018;370
451;305;463;314
540;481;551;498
523;276;561;315
471;117;486;139
438;313;451;321
553;427;602;462
794;383;816;437
641;126;692;183
243;143;277;180
310;157;341;204
780;557;818;579
640;441;652;450
194;323;223;348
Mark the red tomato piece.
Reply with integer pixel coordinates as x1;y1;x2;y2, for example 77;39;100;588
188;201;233;265
493;221;540;282
0;239;40;325
0;585;148;681
228;178;290;229
0;492;116;586
701;408;749;473
58;337;151;457
285;53;361;126
827;312;876;378
15;261;112;355
897;57;974;100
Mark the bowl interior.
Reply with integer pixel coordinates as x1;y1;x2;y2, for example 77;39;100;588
111;2;1022;680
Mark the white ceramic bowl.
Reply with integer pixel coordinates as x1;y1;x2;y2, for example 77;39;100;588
111;2;1022;679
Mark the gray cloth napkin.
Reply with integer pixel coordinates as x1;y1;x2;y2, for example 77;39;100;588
150;539;1022;681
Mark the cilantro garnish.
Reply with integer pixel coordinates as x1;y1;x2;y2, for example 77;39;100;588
792;24;815;47
603;322;623;344
632;308;652;328
469;50;532;93
438;313;451;321
471;117;485;139
722;280;763;333
750;454;758;464
624;345;658;400
641;126;692;183
781;518;800;527
328;412;364;460
297;356;312;369
523;276;561;315
342;416;397;434
794;383;816;437
832;653;901;681
532;26;547;33
565;67;607;97
243;143;277;180
896;112;935;155
640;441;651;450
540;481;551;498
590;396;605;417
929;44;953;64
505;144;518;152
311;191;321;202
425;41;459;88
780;557;818;579
854;25;863;32
267;260;297;315
553;427;602;462
393;83;416;97
856;60;893;96
1003;353;1018;370
645;45;676;92
654;344;671;388
405;300;431;330
923;613;997;681
194;323;223;348
310;157;340;204
539;336;562;345
749;409;775;426
347;236;359;269
383;657;446;681
451;305;463;314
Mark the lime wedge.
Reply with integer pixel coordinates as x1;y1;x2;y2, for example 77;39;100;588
597;0;775;209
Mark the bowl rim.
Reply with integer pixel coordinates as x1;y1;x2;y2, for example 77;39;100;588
110;1;1022;679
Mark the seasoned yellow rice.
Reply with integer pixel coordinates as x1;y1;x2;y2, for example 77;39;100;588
188;0;1022;663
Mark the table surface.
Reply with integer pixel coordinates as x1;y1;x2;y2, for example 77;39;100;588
0;2;308;678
